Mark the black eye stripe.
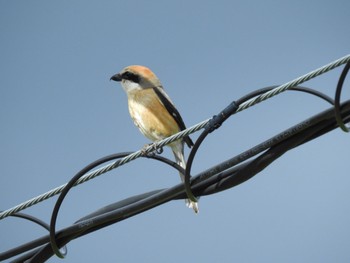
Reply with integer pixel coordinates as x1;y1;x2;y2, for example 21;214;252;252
122;72;140;83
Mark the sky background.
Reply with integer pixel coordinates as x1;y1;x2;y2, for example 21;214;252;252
1;1;350;262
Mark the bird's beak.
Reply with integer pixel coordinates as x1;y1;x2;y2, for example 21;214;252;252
110;73;122;82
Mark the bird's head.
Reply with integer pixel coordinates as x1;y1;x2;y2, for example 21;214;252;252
110;65;162;93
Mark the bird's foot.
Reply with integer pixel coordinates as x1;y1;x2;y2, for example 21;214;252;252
140;142;163;156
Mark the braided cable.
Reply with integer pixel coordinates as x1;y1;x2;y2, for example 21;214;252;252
237;55;350;112
0;120;209;220
0;54;349;220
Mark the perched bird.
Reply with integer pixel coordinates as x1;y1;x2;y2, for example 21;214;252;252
110;65;198;213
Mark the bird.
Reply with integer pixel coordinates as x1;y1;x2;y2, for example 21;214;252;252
110;65;199;213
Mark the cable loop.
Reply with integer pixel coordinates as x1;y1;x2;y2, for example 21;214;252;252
0;54;349;222
2;54;350;262
334;61;350;132
49;152;184;259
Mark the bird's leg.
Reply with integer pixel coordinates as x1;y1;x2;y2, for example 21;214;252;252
155;144;164;154
140;141;163;156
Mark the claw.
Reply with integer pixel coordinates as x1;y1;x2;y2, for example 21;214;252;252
140;142;163;156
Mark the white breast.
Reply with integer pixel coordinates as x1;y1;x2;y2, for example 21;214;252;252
121;80;142;93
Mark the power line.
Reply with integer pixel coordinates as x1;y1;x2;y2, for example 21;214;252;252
0;54;349;221
3;98;350;262
1;54;350;262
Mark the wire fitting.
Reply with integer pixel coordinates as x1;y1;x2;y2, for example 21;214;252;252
205;101;238;133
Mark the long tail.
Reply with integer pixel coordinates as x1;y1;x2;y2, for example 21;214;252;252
171;142;199;213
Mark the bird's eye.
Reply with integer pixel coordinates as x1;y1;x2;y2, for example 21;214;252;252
122;72;140;83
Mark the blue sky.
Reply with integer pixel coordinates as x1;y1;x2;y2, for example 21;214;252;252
1;1;350;262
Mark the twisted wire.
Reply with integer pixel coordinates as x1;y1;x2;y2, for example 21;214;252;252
1;54;349;221
0;120;209;220
237;55;350;112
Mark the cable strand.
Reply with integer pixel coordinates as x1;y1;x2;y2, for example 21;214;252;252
0;54;349;221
